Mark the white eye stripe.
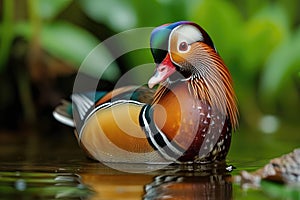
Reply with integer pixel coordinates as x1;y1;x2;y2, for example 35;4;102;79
169;24;203;53
168;24;203;65
176;25;203;44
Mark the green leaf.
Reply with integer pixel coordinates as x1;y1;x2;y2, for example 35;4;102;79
259;27;300;101
41;21;120;81
41;22;99;66
38;0;73;20
188;0;243;65
241;0;269;18
79;0;137;31
241;3;289;73
16;21;99;66
15;21;120;81
132;0;187;27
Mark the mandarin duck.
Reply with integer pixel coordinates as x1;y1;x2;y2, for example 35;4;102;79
53;21;238;164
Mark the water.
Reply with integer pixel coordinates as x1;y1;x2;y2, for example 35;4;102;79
0;122;299;199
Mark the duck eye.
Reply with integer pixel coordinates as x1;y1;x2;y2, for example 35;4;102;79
178;41;189;52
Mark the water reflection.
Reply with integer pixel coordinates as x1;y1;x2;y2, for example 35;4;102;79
146;164;232;200
81;173;153;200
80;163;232;200
0;171;92;199
2;125;298;199
144;174;232;200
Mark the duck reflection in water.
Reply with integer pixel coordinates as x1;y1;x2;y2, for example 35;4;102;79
80;163;233;200
144;174;232;200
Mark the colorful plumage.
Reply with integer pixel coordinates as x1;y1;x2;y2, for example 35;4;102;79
53;21;238;164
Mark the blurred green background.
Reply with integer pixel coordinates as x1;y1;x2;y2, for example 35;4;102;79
0;0;299;134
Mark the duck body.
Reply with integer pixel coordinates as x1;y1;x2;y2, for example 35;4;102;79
54;21;238;164
150;80;232;163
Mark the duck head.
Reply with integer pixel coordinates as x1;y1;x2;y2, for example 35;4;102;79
148;21;215;88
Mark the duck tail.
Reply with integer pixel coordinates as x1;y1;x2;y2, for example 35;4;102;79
53;100;75;127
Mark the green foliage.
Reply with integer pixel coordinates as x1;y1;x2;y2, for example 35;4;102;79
261;27;300;100
15;21;99;67
0;0;120;82
189;0;244;65
187;0;300;125
261;180;300;199
0;0;14;71
38;0;73;20
241;3;289;73
0;0;299;128
41;22;99;68
79;0;137;31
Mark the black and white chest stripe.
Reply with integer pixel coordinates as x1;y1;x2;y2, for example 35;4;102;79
139;105;185;162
